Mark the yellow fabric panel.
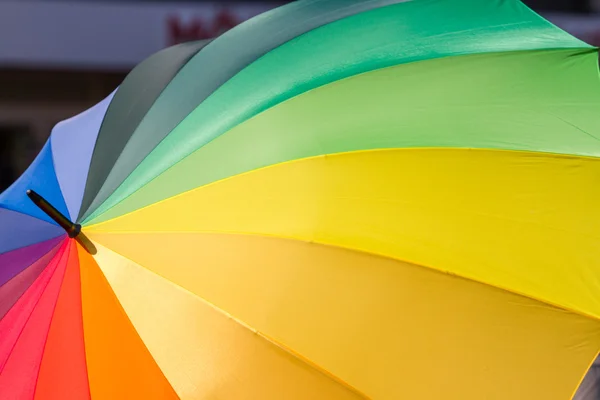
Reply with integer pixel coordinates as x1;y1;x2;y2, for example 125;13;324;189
89;232;600;400
88;149;600;320
91;242;366;400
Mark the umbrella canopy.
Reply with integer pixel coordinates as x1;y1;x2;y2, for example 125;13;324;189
1;0;600;398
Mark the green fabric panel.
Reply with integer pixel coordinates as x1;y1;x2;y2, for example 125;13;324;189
79;0;406;222
84;0;589;224
78;40;209;222
85;48;600;225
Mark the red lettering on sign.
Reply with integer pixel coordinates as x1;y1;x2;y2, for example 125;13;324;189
167;10;241;45
167;16;206;45
213;10;238;36
588;30;600;47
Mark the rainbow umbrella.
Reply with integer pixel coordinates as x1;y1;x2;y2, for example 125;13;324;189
1;0;600;398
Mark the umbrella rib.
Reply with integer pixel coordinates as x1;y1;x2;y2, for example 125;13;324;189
83;145;600;232
234;230;600;323
30;244;71;400
96;242;370;400
96;229;600;324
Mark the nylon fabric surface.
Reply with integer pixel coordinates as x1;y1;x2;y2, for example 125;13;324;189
78;41;210;221
0;241;68;372
77;244;178;400
85;48;600;224
0;241;69;398
88;148;600;322
80;0;407;223
2;0;600;398
34;241;90;400
0;242;62;320
92;243;367;400
0;209;63;254
51;90;116;221
0;237;63;287
83;0;591;224
88;232;600;399
0;140;69;224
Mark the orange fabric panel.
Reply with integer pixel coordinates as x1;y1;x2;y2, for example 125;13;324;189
92;243;367;400
77;244;178;400
90;232;600;399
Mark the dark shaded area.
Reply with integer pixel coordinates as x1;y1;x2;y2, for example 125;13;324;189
0;68;127;192
0;68;125;104
0;128;17;191
574;359;600;399
523;0;591;13
0;125;33;192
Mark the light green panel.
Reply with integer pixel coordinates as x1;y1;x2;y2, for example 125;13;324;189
84;0;590;224
86;48;600;225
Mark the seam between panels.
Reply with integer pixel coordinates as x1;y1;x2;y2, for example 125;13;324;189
0;205;64;230
31;241;71;400
91;230;600;325
551;113;600;142
84;145;600;230
73;242;93;400
92;242;370;400
0;234;68;264
81;248;179;398
0;240;64;292
79;43;208;223
81;46;598;226
48;134;73;222
88;0;412;222
76;89;119;223
44;136;71;222
0;229;66;256
0;240;69;376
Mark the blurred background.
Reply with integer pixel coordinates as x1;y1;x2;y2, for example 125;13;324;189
0;0;283;190
0;0;597;191
0;0;599;398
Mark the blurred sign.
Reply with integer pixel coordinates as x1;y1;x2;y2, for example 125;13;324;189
0;1;278;69
0;1;596;70
167;10;240;45
546;13;600;46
